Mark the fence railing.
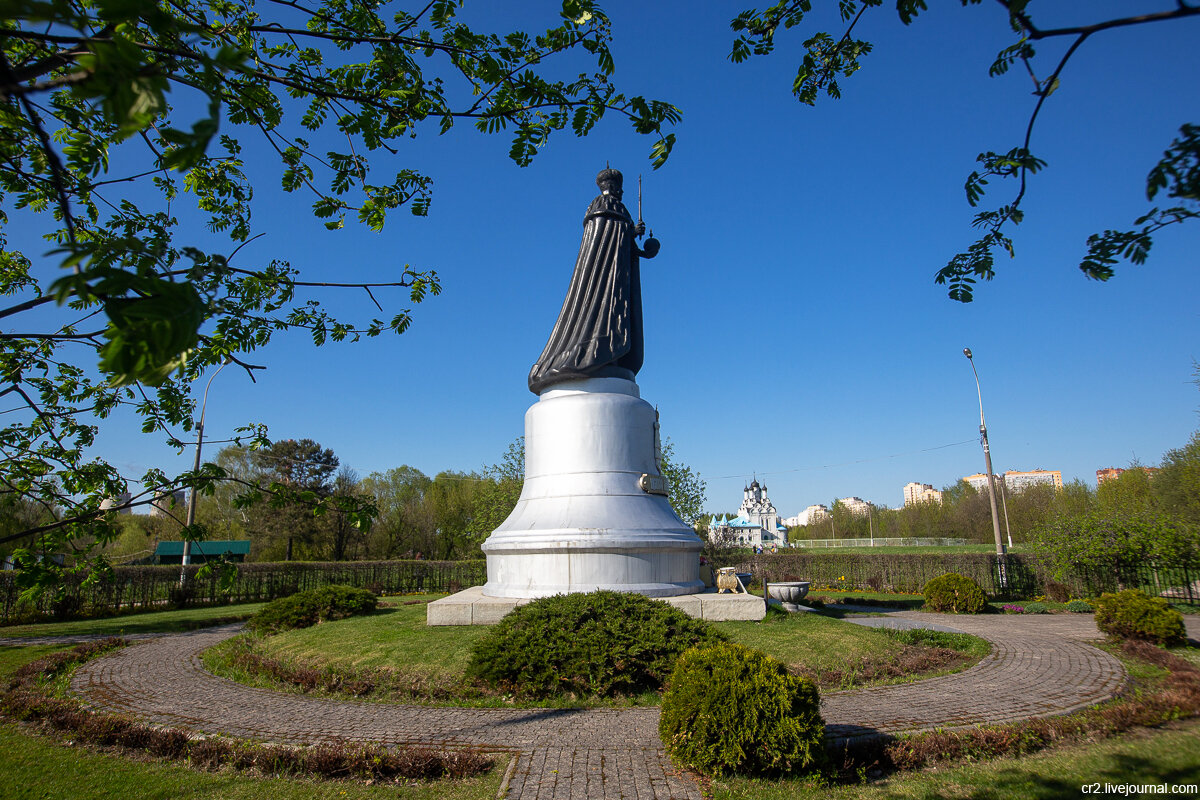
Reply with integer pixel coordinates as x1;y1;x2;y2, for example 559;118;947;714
4;552;1197;624
712;551;1200;605
0;559;487;625
792;537;969;549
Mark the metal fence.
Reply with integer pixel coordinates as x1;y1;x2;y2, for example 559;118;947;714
4;552;1197;624
792;537;970;549
717;550;1200;605
0;559;487;624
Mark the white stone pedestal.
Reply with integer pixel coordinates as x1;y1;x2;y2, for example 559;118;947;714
428;585;766;625
479;377;704;599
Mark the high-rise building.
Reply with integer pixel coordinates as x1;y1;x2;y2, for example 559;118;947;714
1097;466;1158;484
837;496;871;517
149;489;186;518
963;470;1063;493
903;482;943;506
1003;469;1063;491
99;491;133;514
782;505;830;527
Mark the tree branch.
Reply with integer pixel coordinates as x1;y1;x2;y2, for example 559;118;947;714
244;23;472;55
0;330;105;341
0;295;58;320
1013;33;1091;206
2;55;79;250
221;265;417;288
11;384;72;457
997;1;1200;40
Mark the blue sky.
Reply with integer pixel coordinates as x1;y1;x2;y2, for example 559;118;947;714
39;1;1200;517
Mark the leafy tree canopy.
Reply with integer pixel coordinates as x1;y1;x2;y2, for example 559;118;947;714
661;437;706;527
1154;430;1200;526
729;0;1199;301
0;0;678;595
1030;510;1200;589
468;435;524;538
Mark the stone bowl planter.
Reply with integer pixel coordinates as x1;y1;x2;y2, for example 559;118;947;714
767;581;811;612
736;572;753;591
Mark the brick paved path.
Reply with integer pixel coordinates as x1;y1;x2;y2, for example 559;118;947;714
65;611;1130;800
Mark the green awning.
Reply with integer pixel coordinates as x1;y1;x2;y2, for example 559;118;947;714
154;540;251;557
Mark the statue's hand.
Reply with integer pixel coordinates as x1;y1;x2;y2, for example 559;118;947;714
634;221;645;238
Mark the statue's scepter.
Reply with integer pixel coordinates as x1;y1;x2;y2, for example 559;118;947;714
637;174;644;240
637;174;660;257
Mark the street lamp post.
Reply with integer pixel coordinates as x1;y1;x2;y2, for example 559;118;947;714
180;359;230;587
998;473;1014;549
963;348;1008;589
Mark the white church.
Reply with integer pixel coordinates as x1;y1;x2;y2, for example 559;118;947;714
709;479;789;548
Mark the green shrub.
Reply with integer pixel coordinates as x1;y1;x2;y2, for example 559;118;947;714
465;591;724;698
922;573;987;614
1066;599;1094;613
1093;589;1186;646
1043;579;1072;603
246;585;377;635
659;642;825;777
1023;601;1049;614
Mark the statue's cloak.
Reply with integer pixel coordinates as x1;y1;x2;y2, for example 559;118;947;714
528;193;643;395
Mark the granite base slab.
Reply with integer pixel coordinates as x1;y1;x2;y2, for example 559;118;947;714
426;585;766;625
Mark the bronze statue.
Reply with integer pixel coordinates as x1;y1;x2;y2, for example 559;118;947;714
528;168;660;395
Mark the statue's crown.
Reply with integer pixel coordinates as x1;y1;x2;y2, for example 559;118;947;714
596;167;623;191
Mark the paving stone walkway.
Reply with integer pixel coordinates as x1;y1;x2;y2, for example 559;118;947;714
56;609;1140;799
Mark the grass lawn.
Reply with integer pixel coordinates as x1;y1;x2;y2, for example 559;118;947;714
0;602;266;639
0;722;503;800
0;643;66;675
716;610;987;679
252;600;937;677
249;597;491;680
716;610;904;669
213;598;987;702
712;719;1200;799
787;544;1025;554
0;643;502;800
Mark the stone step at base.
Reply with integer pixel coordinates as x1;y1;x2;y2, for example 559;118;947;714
426;585;766;626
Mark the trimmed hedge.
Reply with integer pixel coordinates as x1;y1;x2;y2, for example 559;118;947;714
714;551;1200;604
922;573;987;614
0;559;484;624
465;591;724;698
246;585;377;635
1094;590;1187;646
659;642;825;777
723;552;1026;597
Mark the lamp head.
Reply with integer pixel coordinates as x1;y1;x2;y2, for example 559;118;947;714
963;348;973;359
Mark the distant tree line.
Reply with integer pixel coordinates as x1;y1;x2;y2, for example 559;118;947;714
781;428;1200;547
1;435;706;567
